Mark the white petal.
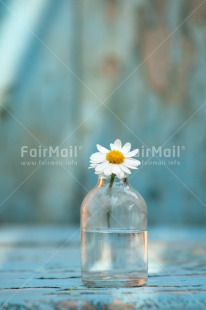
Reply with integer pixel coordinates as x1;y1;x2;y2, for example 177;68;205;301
96;144;109;153
89;163;98;168
119;164;131;174
125;149;139;158
95;162;109;173
104;164;112;176
90;152;106;162
111;164;120;174
110;143;115;150
125;158;141;167
114;139;122;149
117;170;124;179
90;152;105;159
125;164;138;169
122;142;131;153
90;158;105;164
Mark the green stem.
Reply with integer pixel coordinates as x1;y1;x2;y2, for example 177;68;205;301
107;173;115;228
106;210;111;228
109;173;115;189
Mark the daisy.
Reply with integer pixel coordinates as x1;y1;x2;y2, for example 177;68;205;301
89;139;141;179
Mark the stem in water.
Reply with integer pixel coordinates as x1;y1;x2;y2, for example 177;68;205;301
107;173;115;227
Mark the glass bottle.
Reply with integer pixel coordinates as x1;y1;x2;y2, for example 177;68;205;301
81;175;148;287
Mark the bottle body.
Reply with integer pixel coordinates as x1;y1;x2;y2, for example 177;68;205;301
81;176;147;287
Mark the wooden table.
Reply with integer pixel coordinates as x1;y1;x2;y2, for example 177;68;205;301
0;226;205;310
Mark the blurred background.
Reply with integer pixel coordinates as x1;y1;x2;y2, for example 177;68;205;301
0;0;206;226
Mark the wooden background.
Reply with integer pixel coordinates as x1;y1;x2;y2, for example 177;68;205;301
0;0;206;225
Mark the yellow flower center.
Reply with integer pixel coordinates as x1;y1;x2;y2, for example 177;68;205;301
106;150;124;164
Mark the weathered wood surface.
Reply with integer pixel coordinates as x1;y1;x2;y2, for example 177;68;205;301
0;226;205;310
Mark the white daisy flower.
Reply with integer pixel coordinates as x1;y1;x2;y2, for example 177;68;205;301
89;139;141;179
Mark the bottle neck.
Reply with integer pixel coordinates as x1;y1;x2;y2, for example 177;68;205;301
97;175;129;187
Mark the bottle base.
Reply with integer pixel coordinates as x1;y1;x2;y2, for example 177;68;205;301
82;272;147;288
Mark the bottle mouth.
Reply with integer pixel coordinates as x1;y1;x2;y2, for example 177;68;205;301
97;174;129;186
98;174;128;179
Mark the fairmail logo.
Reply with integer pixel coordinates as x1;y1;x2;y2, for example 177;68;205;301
21;145;82;158
20;145;82;166
138;145;185;166
138;145;185;158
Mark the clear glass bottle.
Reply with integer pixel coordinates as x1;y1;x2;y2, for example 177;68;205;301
81;175;148;287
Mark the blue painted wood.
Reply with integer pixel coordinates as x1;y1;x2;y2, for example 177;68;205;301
0;226;205;309
0;0;206;226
